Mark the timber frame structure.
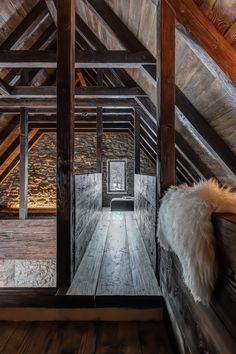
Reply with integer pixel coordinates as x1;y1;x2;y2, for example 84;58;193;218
0;1;236;353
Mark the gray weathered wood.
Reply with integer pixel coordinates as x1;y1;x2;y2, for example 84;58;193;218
96;212;134;295
125;213;160;296
68;212;110;295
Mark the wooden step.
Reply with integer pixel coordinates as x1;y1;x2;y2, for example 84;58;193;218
0;307;163;321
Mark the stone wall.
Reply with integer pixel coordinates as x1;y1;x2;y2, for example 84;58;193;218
0;132;155;209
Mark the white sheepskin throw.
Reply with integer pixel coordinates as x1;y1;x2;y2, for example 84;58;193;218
157;179;236;305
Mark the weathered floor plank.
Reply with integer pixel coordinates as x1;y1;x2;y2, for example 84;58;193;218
96;212;134;296
125;213;161;296
67;212;110;296
0;321;173;354
68;211;160;297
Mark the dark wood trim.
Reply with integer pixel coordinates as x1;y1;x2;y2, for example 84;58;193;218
0;50;155;68
158;0;176;193
56;0;75;288
19;107;29;220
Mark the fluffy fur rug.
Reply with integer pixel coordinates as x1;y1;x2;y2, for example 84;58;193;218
157;179;236;305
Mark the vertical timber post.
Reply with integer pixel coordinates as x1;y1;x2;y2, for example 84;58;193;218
134;110;141;174
157;0;176;193
156;0;176;279
97;70;103;173
19;107;29;220
57;0;75;288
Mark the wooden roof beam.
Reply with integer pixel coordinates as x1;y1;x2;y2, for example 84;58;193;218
82;0;156;81
4;86;145;98
176;88;236;176
168;0;236;85
0;1;49;50
0;50;155;68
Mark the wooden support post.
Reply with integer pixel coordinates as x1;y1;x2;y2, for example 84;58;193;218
134;110;140;174
96;70;103;173
157;0;176;194
57;0;75;288
19;107;29;220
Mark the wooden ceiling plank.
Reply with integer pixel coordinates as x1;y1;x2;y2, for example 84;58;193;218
0;1;49;50
168;0;236;84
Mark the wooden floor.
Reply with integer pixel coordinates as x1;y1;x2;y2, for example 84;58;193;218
0;321;174;354
68;211;161;297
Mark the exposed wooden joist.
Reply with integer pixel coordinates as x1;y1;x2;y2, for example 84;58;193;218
134;110;141;174
4;24;56;86
57;0;75;288
82;0;156;80
19;107;29;220
0;97;135;108
0;107;134;115
0;50;155;68
44;0;57;25
168;0;236;85
96;107;103;173
157;0;176;193
176;150;200;182
176;88;236;176
0;79;12;95
0;130;40;185
5;86;146;98
0;116;19;145
0;1;48;50
175;131;214;180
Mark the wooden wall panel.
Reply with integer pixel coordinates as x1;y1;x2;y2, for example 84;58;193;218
160;213;236;353
212;213;236;340
74;173;102;272
0;219;56;259
134;174;156;269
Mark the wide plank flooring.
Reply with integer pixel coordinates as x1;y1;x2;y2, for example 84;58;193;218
68;211;161;297
0;321;173;354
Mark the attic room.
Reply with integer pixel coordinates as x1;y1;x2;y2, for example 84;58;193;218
0;0;236;353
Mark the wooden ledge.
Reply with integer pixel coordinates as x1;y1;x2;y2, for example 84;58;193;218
0;307;163;322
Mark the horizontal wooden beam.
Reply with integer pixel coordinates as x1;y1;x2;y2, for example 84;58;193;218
23;114;132;123
0;97;136;108
0;50;156;68
168;0;236;84
6;86;146;98
0;108;134;115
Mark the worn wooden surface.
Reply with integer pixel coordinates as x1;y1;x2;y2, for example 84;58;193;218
56;0;75;288
159;213;236;354
69;211;161;297
74;174;102;272
160;247;236;354
0;219;56;259
157;0;176;192
0;321;173;353
134;174;156;269
212;213;236;340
